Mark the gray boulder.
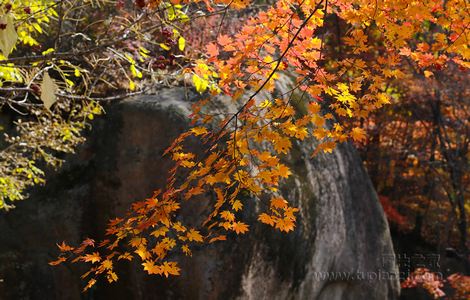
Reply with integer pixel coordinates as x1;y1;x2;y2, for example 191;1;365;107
0;87;400;299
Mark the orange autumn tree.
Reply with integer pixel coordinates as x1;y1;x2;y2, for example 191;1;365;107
359;63;469;252
347;0;469;254
49;0;469;290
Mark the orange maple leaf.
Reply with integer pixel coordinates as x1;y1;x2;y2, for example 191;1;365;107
48;256;66;266
56;241;74;252
107;271;118;283
82;252;101;264
206;43;219;59
190;126;209;136
208;235;227;243
232;221;249;234
173;222;187;233
135;246;151;261
270;197;288;210
181;245;192;256
258;213;275;226
81;238;95;247
273;136;292;154
117;252;133;261
308;102;321;114
232;200;243;211
217;34;232;47
83;278;96;292
220;210;235;222
142;261;162;275
151;226;169;238
275;217;295;232
101;259;113;270
276;164;291;178
351;127;366;142
186;229;204;242
129;237;147;248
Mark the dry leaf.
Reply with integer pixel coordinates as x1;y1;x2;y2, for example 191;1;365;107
40;72;58;110
0;14;18;58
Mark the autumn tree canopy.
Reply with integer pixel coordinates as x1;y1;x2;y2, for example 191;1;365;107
0;0;468;292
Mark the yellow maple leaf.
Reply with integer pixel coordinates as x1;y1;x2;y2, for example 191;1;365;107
190;127;208;136
259;99;272;108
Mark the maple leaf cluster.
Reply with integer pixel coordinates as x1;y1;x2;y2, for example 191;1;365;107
51;0;469;291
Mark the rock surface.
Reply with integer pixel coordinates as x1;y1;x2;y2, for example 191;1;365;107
0;87;400;299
